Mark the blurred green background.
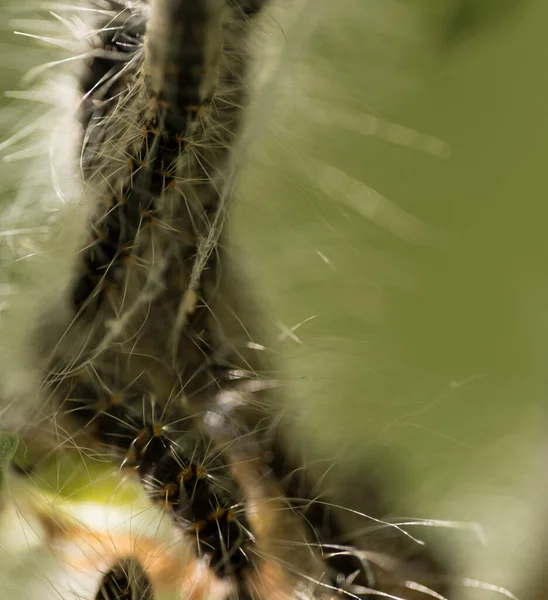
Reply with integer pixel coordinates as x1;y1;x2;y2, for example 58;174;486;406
233;0;548;597
1;0;547;598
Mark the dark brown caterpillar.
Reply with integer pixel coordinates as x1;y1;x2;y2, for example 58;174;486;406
62;369;253;578
95;557;154;600
46;1;270;586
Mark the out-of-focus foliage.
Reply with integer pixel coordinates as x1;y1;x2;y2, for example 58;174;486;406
0;431;18;489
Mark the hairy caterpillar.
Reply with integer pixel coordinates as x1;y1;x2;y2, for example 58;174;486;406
0;1;539;599
95;558;154;600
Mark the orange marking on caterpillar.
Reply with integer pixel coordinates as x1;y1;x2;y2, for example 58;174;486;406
185;105;205;118
109;392;122;405
189;520;207;533
180;467;193;483
208;508;226;521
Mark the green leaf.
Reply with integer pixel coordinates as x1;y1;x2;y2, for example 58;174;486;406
0;431;19;489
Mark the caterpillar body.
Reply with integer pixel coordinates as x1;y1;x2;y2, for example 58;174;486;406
43;2;396;594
